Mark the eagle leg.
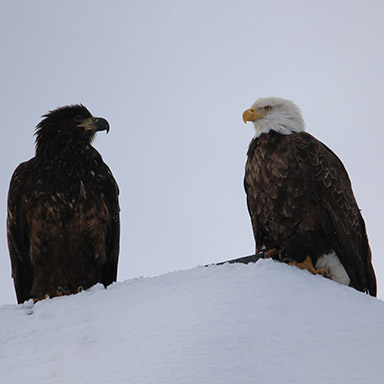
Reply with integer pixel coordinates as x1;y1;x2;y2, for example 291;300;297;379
263;248;282;259
33;293;50;303
56;286;72;296
289;256;325;275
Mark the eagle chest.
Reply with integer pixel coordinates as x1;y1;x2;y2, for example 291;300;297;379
245;134;311;238
23;159;109;237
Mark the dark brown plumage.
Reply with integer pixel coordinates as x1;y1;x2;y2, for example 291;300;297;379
7;105;120;303
243;97;376;296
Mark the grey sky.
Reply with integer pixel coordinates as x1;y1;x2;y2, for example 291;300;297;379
1;0;384;303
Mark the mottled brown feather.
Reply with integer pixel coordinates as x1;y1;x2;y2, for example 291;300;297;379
244;131;376;295
7;105;120;303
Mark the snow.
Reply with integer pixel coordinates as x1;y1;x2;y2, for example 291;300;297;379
1;259;384;384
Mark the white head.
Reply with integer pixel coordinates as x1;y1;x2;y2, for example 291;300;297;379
243;97;305;138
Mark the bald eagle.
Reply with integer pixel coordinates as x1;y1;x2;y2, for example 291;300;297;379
7;105;120;304
243;97;376;296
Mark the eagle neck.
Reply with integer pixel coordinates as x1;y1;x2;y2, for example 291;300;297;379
36;140;92;159
248;131;285;154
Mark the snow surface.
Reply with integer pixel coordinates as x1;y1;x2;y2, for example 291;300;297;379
1;259;384;384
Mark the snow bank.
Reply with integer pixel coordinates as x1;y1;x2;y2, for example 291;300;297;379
1;259;383;384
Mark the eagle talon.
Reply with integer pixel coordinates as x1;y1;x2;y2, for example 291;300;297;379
289;256;325;275
56;286;64;296
263;248;281;259
33;293;49;303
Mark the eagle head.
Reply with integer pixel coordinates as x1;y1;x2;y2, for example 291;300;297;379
35;104;110;155
243;97;305;138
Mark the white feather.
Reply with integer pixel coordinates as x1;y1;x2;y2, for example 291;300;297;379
250;97;305;138
315;251;351;286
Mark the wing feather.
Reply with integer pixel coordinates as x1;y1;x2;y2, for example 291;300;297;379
100;163;120;286
7;162;34;303
291;132;376;295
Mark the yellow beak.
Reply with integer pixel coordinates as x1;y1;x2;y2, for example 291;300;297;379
242;108;264;123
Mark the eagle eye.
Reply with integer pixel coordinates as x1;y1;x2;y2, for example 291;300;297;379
73;115;83;122
264;106;272;111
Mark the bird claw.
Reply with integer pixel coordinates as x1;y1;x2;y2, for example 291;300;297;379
56;286;65;296
263;250;325;275
56;285;71;296
263;248;295;263
289;256;325;275
33;293;49;303
263;248;282;259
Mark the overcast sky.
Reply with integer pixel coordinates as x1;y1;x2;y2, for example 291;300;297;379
1;0;384;304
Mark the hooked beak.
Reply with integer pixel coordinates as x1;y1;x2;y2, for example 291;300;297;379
93;117;110;133
242;108;264;123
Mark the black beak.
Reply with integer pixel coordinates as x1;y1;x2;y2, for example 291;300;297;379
94;117;110;134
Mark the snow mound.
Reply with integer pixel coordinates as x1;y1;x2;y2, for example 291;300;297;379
1;259;383;384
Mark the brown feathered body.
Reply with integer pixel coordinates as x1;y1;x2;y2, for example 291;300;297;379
7;105;120;303
245;130;376;296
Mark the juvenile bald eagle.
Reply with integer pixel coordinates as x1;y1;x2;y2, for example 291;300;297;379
243;97;376;296
7;105;120;304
